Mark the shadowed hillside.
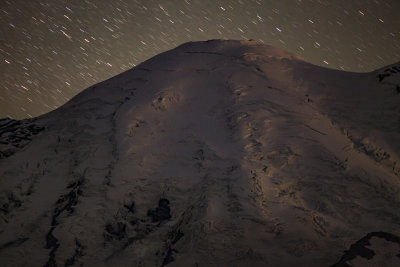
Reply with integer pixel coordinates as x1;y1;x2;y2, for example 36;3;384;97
0;40;399;267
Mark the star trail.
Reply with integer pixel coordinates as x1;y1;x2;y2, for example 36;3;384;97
1;0;399;119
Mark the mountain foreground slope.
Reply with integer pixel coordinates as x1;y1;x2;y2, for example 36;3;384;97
0;40;400;267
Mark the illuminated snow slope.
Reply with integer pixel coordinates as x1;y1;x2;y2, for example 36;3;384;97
1;40;399;267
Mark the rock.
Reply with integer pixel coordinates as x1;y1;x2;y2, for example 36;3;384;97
147;198;171;223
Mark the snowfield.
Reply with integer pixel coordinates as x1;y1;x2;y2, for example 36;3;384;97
0;40;399;266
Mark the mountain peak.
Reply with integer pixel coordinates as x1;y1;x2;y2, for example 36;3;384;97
174;39;304;59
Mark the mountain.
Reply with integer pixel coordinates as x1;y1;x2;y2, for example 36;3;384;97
0;40;399;267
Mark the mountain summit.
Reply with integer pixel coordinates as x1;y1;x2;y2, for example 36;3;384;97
1;40;400;266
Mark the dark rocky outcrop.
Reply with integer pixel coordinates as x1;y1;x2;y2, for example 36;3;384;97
104;222;127;241
147;199;171;223
332;232;400;267
377;65;400;82
44;177;85;267
64;239;85;266
0;118;44;159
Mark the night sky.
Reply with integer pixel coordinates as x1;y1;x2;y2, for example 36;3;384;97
1;0;399;119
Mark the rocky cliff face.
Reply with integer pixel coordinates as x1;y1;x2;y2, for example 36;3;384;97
0;40;399;266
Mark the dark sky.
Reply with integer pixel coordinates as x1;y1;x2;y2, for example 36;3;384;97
1;0;399;119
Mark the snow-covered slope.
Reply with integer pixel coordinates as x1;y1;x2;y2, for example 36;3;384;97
0;40;399;267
